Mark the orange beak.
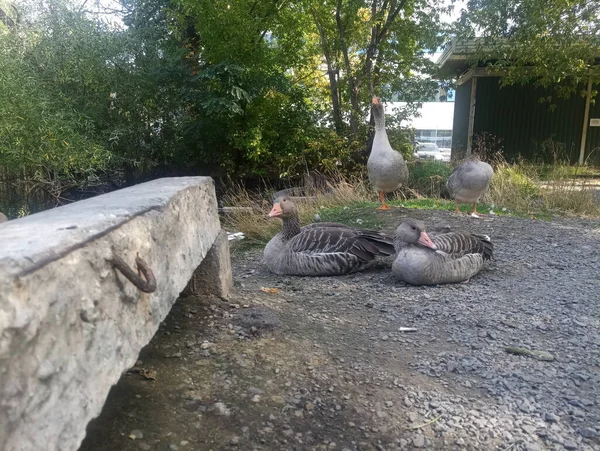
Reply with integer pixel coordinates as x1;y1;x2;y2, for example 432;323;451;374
417;231;437;250
268;202;283;218
372;96;380;105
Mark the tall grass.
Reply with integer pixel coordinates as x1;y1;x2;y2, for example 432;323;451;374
222;158;600;242
485;156;600;217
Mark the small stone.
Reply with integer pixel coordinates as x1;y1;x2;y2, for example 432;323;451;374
129;430;144;440
522;424;537;435
403;396;413;407
282;429;294;437
230;436;240;445
328;443;337;449
213;402;231;416
180;441;189;446
200;341;214;350
563;439;578;450
519;399;535;413
407;412;418;423
544;412;559;423
251;395;261;403
385;401;393;407
381;335;389;341
455;438;465;446
412;434;425;448
168;445;178;451
305;402;315;410
138;444;151;451
523;442;542;451
578;428;596;439
429;401;440;409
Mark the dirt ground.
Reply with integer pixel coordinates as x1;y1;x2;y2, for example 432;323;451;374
79;208;600;451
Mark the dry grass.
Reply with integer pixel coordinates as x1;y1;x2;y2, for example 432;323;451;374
485;156;600;217
219;174;380;243
222;160;600;243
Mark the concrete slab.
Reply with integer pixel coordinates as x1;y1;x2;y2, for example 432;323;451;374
0;177;231;451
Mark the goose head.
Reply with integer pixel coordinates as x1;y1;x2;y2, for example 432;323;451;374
371;96;385;128
268;196;298;219
395;219;437;250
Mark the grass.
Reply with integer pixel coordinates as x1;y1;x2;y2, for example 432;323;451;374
221;159;600;243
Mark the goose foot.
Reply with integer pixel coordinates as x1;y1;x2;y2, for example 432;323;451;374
376;191;392;210
460;278;471;284
470;203;487;218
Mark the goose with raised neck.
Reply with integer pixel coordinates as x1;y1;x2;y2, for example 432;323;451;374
367;96;409;210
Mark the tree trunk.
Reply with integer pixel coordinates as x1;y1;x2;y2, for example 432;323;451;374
336;0;359;135
313;13;344;134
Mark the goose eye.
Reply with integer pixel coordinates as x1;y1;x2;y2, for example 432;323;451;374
411;226;416;230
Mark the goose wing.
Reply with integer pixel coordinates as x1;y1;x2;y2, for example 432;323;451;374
289;227;383;261
432;232;493;261
303;223;395;255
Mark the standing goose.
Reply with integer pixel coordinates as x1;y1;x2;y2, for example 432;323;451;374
367;97;409;210
392;219;493;285
447;158;494;217
264;196;395;276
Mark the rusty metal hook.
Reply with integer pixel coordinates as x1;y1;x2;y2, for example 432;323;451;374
110;252;157;294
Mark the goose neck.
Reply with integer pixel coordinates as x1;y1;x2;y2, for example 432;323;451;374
281;215;301;240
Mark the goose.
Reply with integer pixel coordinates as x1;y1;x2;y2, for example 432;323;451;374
392;219;493;285
447;158;494;217
367;97;409;210
264;196;395;276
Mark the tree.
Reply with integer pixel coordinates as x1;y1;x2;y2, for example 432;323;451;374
306;0;448;136
456;0;600;100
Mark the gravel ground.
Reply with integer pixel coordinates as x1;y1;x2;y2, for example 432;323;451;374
80;209;600;451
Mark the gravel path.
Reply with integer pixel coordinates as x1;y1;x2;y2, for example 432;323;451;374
80;209;600;451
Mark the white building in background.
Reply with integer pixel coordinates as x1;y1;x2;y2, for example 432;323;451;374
387;101;455;149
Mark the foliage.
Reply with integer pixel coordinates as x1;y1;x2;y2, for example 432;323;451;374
456;0;600;100
407;160;453;197
0;16;114;199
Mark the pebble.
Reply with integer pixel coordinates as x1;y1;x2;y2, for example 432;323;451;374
544;412;559;423
578;428;596;439
129;430;143;440
563;439;578;450
412;434;425;448
213;402;231;416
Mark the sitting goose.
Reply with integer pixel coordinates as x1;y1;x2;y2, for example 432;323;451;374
392;219;493;285
447;157;494;217
367;97;409;210
264;196;395;276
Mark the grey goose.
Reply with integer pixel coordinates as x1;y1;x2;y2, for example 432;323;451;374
264;196;395;276
392;218;493;285
367;97;409;210
447;158;494;217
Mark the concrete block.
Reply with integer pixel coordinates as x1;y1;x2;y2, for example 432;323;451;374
0;177;228;451
181;229;233;299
